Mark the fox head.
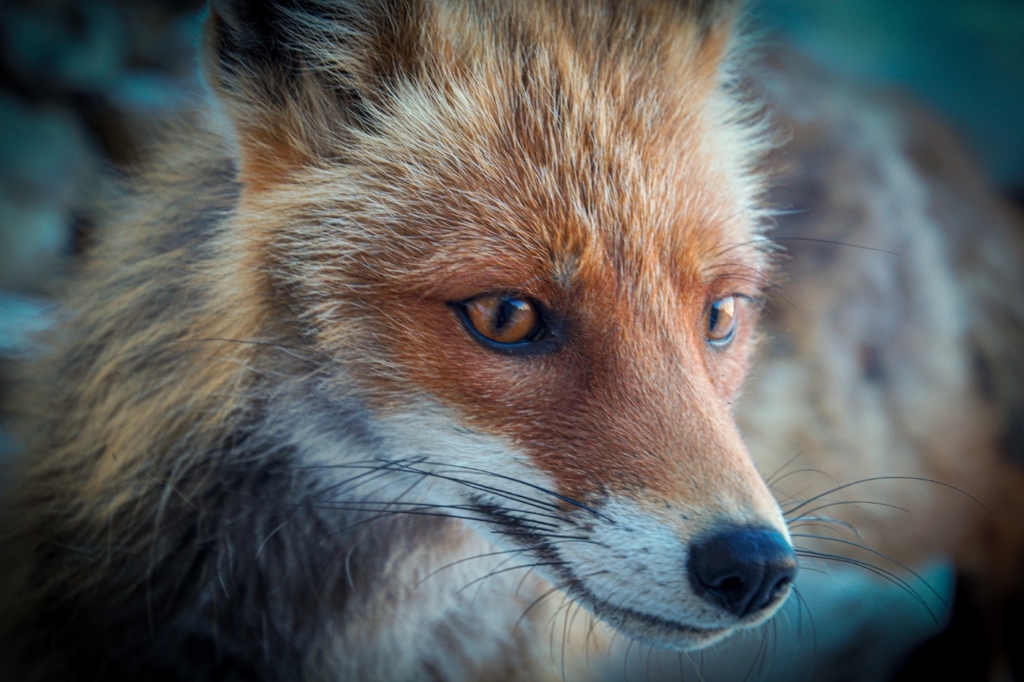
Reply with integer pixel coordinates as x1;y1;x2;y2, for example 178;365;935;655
203;0;792;649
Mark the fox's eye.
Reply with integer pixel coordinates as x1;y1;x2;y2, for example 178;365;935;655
461;295;542;346
705;296;737;346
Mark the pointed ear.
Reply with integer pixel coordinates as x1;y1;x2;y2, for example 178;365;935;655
201;0;423;189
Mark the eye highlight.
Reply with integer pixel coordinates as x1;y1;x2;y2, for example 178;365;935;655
705;295;738;346
456;295;548;351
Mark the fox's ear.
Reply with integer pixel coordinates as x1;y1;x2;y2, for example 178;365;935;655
201;0;422;189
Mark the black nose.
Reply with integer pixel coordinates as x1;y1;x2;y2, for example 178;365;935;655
687;527;797;618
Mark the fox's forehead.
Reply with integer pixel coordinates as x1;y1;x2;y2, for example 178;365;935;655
314;12;766;296
244;0;769;306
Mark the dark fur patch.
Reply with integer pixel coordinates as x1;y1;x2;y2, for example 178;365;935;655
7;429;371;681
206;0;427;138
211;0;350;70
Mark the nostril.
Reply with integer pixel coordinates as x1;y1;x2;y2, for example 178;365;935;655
687;527;797;619
720;576;744;592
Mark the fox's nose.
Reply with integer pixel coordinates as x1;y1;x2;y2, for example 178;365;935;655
687;527;797;618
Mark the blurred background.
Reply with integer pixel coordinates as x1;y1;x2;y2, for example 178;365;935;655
0;0;1020;678
0;0;1021;311
0;0;1022;297
754;0;1024;192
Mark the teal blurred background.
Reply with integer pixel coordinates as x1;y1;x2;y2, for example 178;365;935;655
754;0;1024;189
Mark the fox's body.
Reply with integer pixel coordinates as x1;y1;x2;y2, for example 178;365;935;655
2;1;1023;681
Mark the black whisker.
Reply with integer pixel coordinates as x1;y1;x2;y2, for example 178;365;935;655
331;500;562;530
785;588;818;682
786;519;861;539
456;560;569;595
765;451;805;487
515;570;610;630
295;458;581;529
783;476;991;517
769;236;900;256
789;533;948;609
793;549;938;622
392;459;609;520
794;561;829;576
770;468;839;490
414;546;535;589
385;461;569;516
790;499;909;519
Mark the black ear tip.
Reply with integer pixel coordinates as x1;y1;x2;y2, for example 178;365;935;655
206;0;294;77
209;0;276;35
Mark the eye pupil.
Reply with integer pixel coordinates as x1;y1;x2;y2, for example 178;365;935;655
495;300;514;331
708;306;720;332
705;296;737;345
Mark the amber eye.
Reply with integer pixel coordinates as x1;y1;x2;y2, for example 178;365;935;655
705;295;738;345
461;295;543;346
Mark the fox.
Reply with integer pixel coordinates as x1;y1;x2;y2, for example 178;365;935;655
2;0;1023;680
0;0;795;679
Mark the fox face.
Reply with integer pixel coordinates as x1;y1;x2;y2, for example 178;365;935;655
207;0;792;650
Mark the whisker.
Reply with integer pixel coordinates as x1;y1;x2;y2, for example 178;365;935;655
770;468;840;490
783;476;991;517
391;459;609;520
553;594;577;682
623;637;636;682
414;546;536;589
794;561;829;576
329;500;561;530
295;458;580;530
316;507;600;550
384;461;569;516
793;549;938;622
769;236;900;256
343;470;431;589
310;505;502;528
788;499;909;519
786;519;861;539
789;533;948;610
456;560;569;595
303;467;420;506
565;598;591;672
765;451;805;487
516;570;610;630
791;585;817;671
